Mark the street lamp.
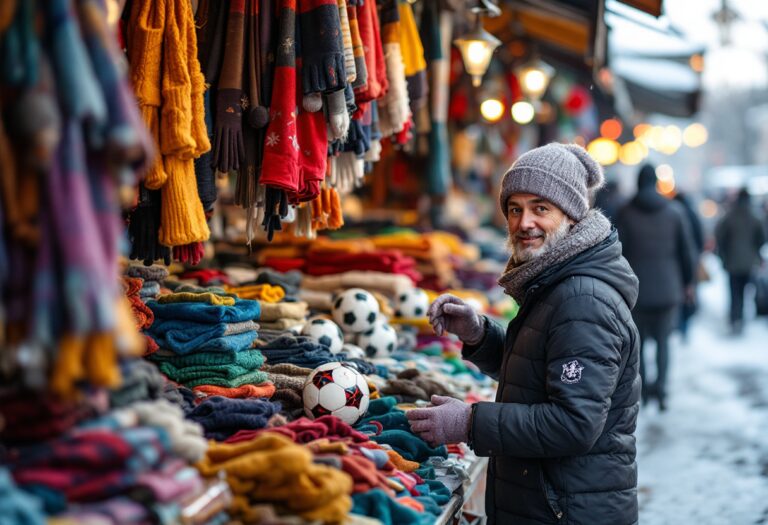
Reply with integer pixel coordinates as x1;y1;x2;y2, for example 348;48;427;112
454;0;502;87
516;57;555;100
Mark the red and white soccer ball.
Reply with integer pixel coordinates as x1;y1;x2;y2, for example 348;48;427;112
302;362;370;425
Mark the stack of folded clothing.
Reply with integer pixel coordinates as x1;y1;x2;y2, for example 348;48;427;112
145;295;273;399
224;283;285;303
304;250;421;283
257;301;308;331
196;433;353;523
178;269;231;287
255;335;341;370
126;265;169;302
0;391;99;445
7;424;191;513
370;232;456;290
379;369;455;403
260;363;313;420
188;396;282;441
122;277;158;354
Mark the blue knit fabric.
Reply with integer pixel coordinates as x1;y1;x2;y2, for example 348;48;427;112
147;299;260;324
188;397;281;441
0;469;46;525
146;318;258;354
258;335;342;369
351;489;433;525
415;479;451;505
370;430;447;463
149;328;258;355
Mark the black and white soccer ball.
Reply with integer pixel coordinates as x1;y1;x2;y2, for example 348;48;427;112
302;362;370;425
394;287;429;318
357;321;398;359
301;316;345;354
332;288;380;334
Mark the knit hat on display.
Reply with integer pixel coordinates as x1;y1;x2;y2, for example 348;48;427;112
499;143;604;221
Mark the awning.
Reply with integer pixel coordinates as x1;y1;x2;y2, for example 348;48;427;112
616;0;663;17
487;0;606;69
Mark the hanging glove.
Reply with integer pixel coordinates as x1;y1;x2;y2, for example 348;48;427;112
342;119;370;156
406;395;472;446
330;152;363;194
427;294;485;345
211;0;247;172
324;89;349;140
261;186;289;241
128;184;172;266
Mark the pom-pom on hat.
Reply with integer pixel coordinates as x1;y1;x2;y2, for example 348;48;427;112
499;143;604;221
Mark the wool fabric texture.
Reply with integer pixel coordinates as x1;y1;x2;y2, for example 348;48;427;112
157;292;236;306
196;433;353;522
257;335;341;368
126;264;169;282
128;400;208;462
226;414;370;444
188;396;281;440
298;0;347;94
0;468;46;525
155;349;267;388
499;143;605;221
148;298;261;324
139;281;161;298
370;430;447;463
225;283;286;302
193;383;276;399
109;359;167;408
352;489;431;525
150;345;263;368
147;319;258;354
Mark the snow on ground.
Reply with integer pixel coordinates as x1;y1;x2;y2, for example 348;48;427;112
637;254;768;525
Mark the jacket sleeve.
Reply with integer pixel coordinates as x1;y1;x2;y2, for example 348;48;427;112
461;316;505;381
471;294;624;458
674;204;697;287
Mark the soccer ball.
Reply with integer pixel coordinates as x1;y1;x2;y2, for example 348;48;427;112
303;362;370;425
394;288;429;318
332;288;380;334
357;321;397;359
301;317;344;354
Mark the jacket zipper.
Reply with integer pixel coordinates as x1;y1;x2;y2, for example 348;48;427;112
540;469;564;521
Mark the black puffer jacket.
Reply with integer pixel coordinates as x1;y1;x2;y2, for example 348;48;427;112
465;231;640;525
616;187;696;309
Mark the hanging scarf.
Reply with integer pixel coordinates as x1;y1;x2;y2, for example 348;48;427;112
498;210;612;303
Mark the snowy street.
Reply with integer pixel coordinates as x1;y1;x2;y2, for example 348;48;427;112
637;254;768;525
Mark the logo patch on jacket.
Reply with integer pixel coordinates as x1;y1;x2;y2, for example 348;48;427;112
561;360;584;384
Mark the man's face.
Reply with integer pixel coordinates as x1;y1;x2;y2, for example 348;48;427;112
506;193;573;264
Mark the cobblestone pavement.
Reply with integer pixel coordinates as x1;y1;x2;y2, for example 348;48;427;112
637;255;768;525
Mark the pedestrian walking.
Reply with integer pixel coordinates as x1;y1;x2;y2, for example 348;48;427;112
408;143;640;525
674;191;705;342
715;188;766;334
616;164;696;410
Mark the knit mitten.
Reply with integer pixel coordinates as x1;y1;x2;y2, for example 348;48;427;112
324;89;350;140
303;92;323;113
406;395;471;446
342;119;370;156
299;0;347;94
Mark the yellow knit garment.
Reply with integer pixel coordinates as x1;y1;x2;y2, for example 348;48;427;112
197;433;353;523
157;292;236;306
225;284;286;303
397;1;426;77
51;333;121;400
258;301;308;322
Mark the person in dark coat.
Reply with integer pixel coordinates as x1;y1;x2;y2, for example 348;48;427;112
616;164;696;410
673;191;705;341
715;188;766;333
407;143;640;525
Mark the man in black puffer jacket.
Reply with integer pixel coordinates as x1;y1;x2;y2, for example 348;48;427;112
407;143;640;525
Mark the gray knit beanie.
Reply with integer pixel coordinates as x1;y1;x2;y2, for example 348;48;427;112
499;143;604;221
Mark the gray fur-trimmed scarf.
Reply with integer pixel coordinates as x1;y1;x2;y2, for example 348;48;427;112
498;210;612;303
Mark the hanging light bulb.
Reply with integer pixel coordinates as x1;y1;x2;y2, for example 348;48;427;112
454;15;502;87
516;58;555;100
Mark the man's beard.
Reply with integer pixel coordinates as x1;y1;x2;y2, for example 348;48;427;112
506;219;572;265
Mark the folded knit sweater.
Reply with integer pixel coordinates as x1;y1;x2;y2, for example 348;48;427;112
147;298;260;324
147;319;258;354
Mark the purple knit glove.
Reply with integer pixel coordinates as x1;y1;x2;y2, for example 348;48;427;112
428;294;484;345
406;395;472;446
